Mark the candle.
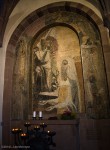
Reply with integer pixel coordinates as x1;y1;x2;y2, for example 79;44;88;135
34;125;40;131
21;133;27;137
20;133;27;139
34;125;40;128
47;130;51;135
40;123;47;131
39;111;42;118
47;131;56;136
11;128;19;134
33;111;36;117
47;130;50;134
24;122;31;127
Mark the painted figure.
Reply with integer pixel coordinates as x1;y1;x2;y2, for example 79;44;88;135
37;40;51;89
39;57;80;114
33;46;48;92
33;36;58;93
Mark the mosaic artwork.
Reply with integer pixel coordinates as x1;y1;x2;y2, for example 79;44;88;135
11;11;109;120
32;26;82;119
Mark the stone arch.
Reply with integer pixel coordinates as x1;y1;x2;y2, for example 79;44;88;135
3;2;109;144
2;1;110;144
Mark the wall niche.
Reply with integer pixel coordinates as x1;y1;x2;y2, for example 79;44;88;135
31;25;83;119
11;11;109;120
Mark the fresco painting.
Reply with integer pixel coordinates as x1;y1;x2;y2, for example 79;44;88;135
11;37;29;119
11;11;109;120
32;26;82;118
81;36;109;118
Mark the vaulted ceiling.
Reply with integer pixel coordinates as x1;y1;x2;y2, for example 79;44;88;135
0;0;19;47
0;0;110;47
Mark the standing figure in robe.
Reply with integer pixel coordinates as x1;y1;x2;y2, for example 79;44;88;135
33;36;58;93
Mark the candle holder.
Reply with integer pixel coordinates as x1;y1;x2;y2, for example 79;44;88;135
20;133;28;139
24;122;31;133
40;123;47;131
11;128;21;134
11;122;56;149
11;128;22;145
47;131;56;147
32;116;37;120
24;122;31;127
20;133;28;145
34;125;40;131
38;116;43;120
34;126;40;136
17;129;22;145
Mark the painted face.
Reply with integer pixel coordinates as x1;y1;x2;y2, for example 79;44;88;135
62;60;68;65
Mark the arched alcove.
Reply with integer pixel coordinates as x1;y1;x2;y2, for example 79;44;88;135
11;11;109;120
2;1;110;145
31;25;83;119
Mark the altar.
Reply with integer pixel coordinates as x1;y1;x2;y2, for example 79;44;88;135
10;120;79;150
2;118;110;150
